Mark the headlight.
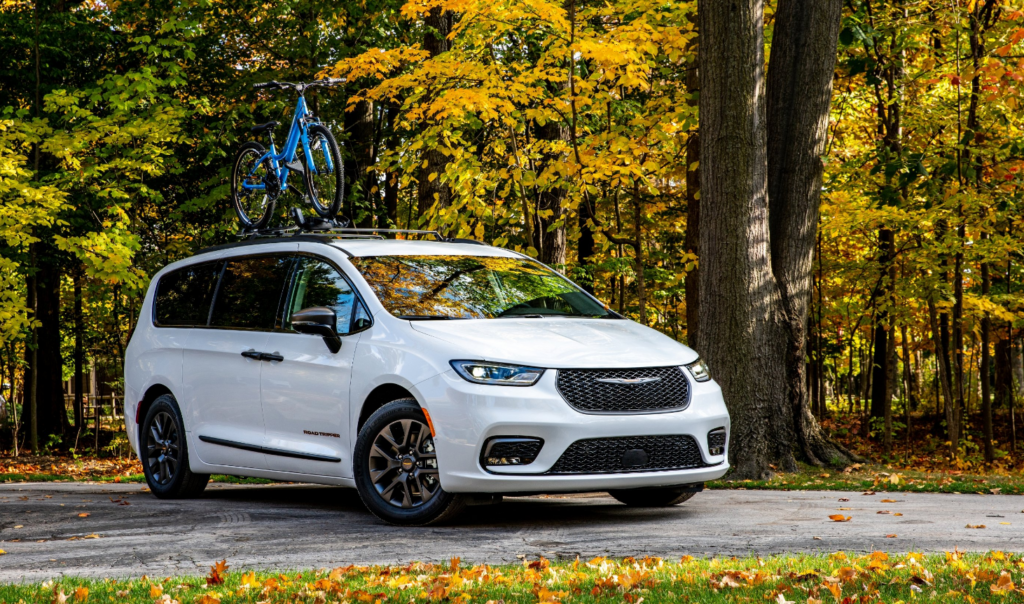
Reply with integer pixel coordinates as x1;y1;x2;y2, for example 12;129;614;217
684;359;710;382
450;361;545;386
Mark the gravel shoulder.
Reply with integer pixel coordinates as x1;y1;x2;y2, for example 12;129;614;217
1;482;1020;582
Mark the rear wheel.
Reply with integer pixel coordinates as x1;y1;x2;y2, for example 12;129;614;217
607;486;698;507
303;124;344;219
353;399;465;525
141;395;209;499
231;141;277;230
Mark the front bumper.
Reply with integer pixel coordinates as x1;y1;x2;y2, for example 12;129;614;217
417;369;731;494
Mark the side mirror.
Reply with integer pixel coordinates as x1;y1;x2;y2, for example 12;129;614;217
291;306;342;353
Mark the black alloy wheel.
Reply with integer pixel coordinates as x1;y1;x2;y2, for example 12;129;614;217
141;394;210;499
354;399;465;525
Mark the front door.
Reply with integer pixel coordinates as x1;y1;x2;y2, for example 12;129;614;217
184;253;293;469
260;255;371;477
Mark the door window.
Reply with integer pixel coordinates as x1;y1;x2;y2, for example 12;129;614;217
209;255;293;331
153;262;221;327
286;258;370;335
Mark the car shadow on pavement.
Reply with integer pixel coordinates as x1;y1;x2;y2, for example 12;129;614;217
195;484;693;527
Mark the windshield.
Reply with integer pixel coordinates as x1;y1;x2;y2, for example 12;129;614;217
350;255;614;319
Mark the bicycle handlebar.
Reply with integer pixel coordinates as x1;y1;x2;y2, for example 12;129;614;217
252;78;345;92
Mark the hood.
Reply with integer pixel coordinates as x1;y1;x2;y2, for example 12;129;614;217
410;318;698;368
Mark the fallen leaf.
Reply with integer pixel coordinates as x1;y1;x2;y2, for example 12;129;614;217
990;488;1001;495
207;560;229;586
52;591;68;604
13;525;23;529
862;491;876;496
776;594;794;604
812;536;822;540
837;507;852;510
77;513;90;518
880;499;897;503
829;515;852;522
966;524;986;529
885;534;897;538
74;587;89;602
877;510;891;514
893;513;903;516
991;571;1015;593
0;550;6;555
1000;522;1011;525
150;585;163;598
838;498;849;502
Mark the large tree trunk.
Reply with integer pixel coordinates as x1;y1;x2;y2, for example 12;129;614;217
698;0;794;479
417;7;454;223
36;257;68;441
764;0;853;466
683;42;700;349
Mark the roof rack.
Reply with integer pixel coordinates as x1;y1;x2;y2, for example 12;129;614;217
235;209;487;245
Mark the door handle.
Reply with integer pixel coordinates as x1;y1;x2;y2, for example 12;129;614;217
241;349;262;360
260;352;284;362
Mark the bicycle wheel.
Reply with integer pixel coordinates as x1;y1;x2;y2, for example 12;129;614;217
303;124;344;219
231;141;277;230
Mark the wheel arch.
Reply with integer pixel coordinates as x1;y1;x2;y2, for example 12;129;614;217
137;383;174;441
357;383;418;433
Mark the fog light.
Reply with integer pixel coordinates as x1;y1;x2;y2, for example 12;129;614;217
481;437;543;467
707;428;727;456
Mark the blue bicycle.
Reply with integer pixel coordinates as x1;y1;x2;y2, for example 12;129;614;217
231;79;345;231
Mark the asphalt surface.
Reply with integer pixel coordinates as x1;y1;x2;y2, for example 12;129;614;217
1;482;1021;582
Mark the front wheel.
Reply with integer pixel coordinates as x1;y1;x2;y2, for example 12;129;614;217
141;394;210;499
231;141;277;230
353;399;465;525
302;124;344;219
607;486;698;507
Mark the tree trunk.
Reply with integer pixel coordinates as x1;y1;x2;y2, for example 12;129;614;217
345;99;375;227
534;118;568;266
36;257;69;442
981;250;994;463
417;7;454;223
870;229;895;424
698;0;794;479
765;0;852;466
683;35;700;349
74;268;84;431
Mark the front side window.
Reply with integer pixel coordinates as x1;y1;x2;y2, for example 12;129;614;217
349;255;612;319
153;262;220;327
209;255;292;330
286;257;369;334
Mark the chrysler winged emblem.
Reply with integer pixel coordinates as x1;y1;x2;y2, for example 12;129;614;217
595;377;661;385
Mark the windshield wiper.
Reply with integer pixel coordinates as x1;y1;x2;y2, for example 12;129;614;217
397;315;468;320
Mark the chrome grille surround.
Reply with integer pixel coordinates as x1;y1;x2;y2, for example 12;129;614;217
555;366;690;413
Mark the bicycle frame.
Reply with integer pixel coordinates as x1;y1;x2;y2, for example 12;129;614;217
240;94;336;194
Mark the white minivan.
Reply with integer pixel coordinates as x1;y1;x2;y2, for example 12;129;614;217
124;231;730;524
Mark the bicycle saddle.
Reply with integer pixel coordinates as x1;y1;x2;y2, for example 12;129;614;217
251;121;279;134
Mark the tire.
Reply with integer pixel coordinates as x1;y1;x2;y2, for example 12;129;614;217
607;486;698;507
353;398;465;525
140;394;210;499
231;141;277;230
302;124;344;219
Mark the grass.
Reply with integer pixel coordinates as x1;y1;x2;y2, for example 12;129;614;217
0;473;273;485
1;552;1021;602
707;462;1024;495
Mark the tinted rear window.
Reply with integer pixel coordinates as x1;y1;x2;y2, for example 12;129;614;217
153;262;221;327
209;255;292;330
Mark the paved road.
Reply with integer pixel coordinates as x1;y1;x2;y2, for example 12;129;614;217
1;482;1020;582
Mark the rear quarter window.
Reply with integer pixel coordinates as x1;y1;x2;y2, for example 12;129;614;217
153;262;221;327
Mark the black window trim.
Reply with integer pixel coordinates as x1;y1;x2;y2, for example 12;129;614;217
280;252;374;337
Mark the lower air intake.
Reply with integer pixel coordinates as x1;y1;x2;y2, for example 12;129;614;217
547;435;709;474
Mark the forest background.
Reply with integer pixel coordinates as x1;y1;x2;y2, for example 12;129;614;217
1;0;1023;480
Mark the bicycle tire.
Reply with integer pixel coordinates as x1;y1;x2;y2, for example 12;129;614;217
303;124;344;219
231;141;277;230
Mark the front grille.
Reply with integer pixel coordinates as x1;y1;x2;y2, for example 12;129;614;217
555;366;690;413
707;428;727;454
548;435;708;474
